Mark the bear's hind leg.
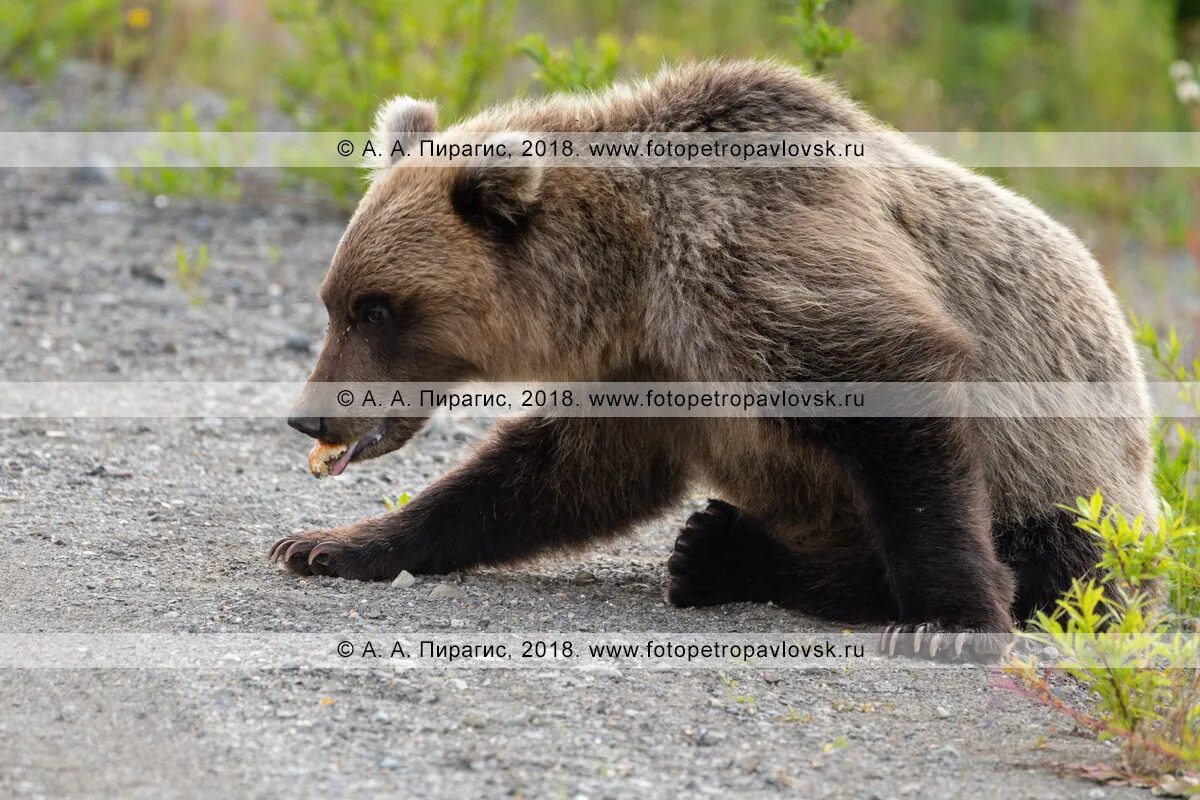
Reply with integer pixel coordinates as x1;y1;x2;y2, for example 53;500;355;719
997;510;1105;626
666;499;897;621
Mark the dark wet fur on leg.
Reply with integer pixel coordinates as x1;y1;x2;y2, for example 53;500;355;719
272;417;686;580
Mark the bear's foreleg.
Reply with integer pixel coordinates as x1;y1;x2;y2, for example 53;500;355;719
271;417;685;580
828;417;1016;660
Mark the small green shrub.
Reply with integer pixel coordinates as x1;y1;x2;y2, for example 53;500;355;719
119;101;252;200
1009;321;1200;788
0;0;126;82
1135;320;1200;618
780;0;855;73
1010;494;1199;781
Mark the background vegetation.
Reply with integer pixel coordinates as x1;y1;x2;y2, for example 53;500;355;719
4;0;1198;324
3;0;1200;789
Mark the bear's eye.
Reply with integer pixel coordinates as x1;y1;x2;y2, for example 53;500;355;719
355;301;391;326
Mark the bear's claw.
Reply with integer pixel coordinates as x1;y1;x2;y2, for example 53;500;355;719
269;525;438;581
269;532;353;577
878;622;1012;663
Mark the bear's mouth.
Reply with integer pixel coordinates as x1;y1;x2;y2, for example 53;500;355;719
308;423;386;479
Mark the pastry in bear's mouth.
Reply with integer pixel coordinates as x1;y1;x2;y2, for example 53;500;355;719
306;426;385;478
307;442;347;478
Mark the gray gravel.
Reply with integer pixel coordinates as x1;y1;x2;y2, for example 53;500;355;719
0;70;1154;799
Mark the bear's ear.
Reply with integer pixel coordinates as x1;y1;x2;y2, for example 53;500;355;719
371;96;438;169
451;133;543;238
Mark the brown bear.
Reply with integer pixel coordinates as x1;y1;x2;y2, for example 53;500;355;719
272;60;1154;660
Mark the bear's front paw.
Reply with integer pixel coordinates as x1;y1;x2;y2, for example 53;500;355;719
269;526;407;581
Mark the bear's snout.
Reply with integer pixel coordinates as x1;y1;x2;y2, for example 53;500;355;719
287;415;326;440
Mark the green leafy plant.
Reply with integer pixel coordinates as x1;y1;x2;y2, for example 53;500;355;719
1134;320;1200;618
717;671;757;707
781;705;811;724
119;101;252;200
381;491;412;512
821;735;849;754
518;33;622;93
780;0;855;74
1007;321;1200;788
1010;495;1199;781
172;243;209;306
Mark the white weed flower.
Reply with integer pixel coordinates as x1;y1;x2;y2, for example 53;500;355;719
1170;60;1195;83
1177;78;1200;105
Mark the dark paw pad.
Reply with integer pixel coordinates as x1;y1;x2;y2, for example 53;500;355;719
666;500;761;608
878;622;1014;663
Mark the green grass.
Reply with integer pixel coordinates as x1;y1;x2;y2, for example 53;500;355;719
381;491;412;512
171;242;208;306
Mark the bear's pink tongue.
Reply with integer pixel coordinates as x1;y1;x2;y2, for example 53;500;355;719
327;447;356;478
327;428;384;477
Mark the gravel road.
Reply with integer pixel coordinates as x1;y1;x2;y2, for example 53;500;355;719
0;68;1151;799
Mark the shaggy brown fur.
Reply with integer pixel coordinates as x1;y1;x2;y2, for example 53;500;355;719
276;60;1154;660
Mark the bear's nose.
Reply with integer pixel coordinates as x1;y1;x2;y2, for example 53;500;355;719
287;416;327;440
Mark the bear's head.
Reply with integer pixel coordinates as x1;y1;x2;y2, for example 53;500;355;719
288;97;546;477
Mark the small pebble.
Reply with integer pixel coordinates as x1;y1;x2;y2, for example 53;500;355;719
283;331;311;353
429;583;465;601
934;745;960;761
130;264;166;285
572;569;598;585
935;706;950;719
391;570;416;589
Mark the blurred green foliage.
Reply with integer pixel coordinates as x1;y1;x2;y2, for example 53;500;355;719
0;0;1195;247
270;0;517;200
0;0;136;81
782;0;856;73
1;1;1182;130
118;100;252;199
519;33;623;93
